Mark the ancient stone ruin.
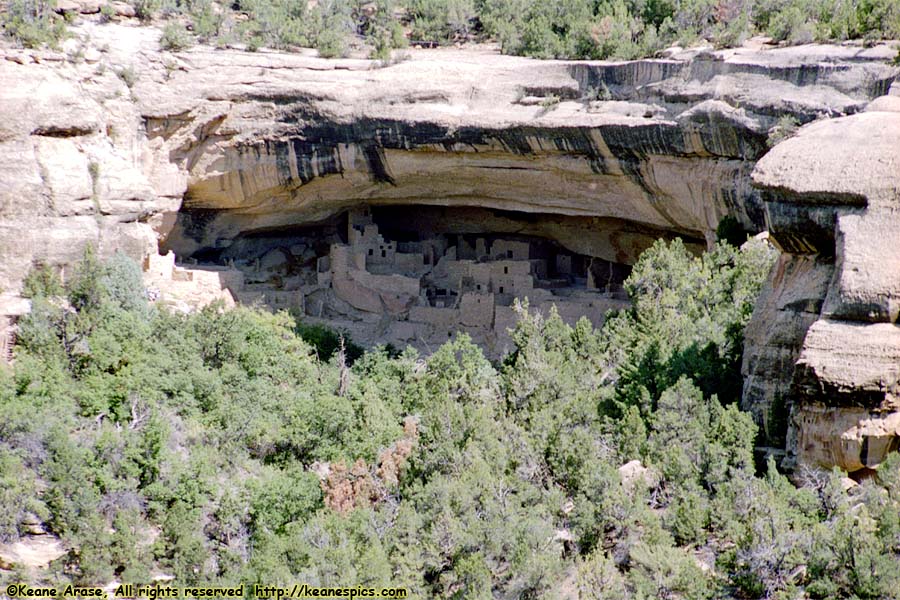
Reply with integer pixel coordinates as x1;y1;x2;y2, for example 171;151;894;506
2;18;900;474
148;205;631;356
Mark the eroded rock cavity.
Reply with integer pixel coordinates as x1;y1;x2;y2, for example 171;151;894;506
159;205;679;355
2;21;900;471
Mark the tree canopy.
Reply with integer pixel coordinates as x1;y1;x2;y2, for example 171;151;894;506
5;0;899;60
2;239;899;598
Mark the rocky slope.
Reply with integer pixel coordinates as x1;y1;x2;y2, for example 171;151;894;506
1;19;898;470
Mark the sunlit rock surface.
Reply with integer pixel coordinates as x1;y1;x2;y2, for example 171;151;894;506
744;99;900;473
1;20;899;469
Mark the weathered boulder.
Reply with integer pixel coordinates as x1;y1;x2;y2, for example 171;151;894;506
744;99;900;473
55;0;103;14
0;534;67;570
794;404;900;472
618;460;659;490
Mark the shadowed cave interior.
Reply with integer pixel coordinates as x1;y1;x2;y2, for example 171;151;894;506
159;204;702;356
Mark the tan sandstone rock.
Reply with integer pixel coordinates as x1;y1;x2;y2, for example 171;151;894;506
2;22;900;472
795;404;900;472
746;98;900;472
0;535;67;570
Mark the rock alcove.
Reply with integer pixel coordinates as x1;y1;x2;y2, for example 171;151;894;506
2;21;899;471
157;203;674;356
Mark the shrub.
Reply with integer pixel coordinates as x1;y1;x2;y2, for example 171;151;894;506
248;466;322;535
239;0;311;49
6;234;899;597
407;0;477;42
99;2;116;23
0;0;67;48
112;0;900;60
518;14;565;58
160;22;194;51
576;549;629;599
293;320;364;363
592;0;649;60
363;0;407;52
130;0;158;21
538;93;561;114
825;0;863;40
628;542;713;598
767;114;800;147
583;82;613;102
609;237;776;411
191;5;225;43
116;66;137;88
666;481;710;544
101;251;147;314
22;263;64;299
713;9;752;47
0;449;48;542
315;26;349;58
672;0;718;41
643;0;678;27
369;40;393;62
368;14;407;60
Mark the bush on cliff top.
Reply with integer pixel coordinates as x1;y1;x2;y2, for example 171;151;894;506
4;0;898;56
159;21;194;51
79;0;900;61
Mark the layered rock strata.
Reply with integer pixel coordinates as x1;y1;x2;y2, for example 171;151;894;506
2;23;895;297
742;91;900;473
1;19;899;467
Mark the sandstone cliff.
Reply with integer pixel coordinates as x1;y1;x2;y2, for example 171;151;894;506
743;88;900;474
1;19;898;470
1;22;895;286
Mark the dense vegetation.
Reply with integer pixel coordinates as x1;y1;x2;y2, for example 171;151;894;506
2;238;899;598
3;0;900;59
0;0;67;49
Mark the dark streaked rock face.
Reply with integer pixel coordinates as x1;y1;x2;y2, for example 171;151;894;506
1;21;899;470
147;41;895;264
2;24;894;288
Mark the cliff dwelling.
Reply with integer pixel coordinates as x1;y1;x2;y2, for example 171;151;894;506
3;17;898;485
7;8;900;590
154;205;649;356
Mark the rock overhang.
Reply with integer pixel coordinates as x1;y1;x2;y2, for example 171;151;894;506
3;23;900;472
744;100;900;473
154;40;897;260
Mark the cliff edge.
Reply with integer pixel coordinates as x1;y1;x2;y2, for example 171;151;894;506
1;20;899;471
